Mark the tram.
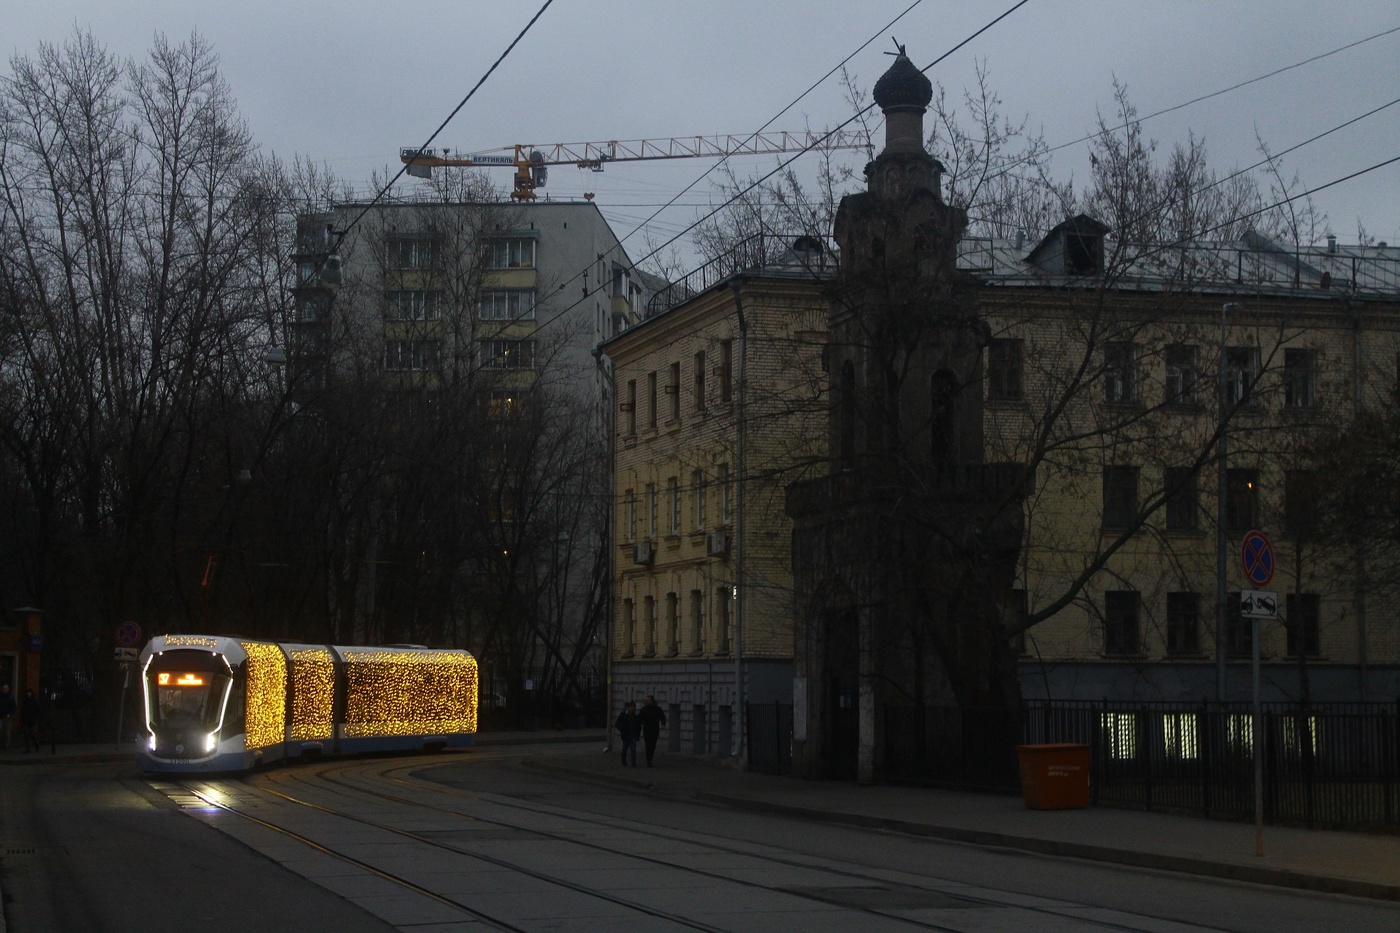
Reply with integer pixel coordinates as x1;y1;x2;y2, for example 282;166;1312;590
137;634;477;773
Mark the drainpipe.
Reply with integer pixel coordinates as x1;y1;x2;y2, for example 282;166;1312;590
594;346;615;750
1351;298;1368;700
1216;304;1238;701
730;279;748;763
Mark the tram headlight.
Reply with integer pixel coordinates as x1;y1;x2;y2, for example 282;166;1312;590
204;732;218;754
148;734;157;752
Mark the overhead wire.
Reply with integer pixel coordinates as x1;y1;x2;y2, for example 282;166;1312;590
320;0;556;271
490;0;1036;365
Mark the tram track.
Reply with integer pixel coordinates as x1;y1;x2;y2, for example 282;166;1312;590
152;754;1255;933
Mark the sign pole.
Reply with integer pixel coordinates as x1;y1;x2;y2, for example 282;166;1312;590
1239;529;1274;859
1253;616;1263;857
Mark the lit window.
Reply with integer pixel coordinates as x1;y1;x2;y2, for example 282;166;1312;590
481;339;535;369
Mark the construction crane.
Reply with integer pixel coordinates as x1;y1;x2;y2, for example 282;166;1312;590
401;130;872;201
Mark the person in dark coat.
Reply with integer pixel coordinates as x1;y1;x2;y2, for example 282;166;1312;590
615;701;641;767
20;690;40;754
639;695;667;767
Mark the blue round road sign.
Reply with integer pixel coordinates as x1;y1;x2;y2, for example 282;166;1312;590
115;620;142;648
1240;530;1275;588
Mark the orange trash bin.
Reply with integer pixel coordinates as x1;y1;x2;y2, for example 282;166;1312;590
1016;743;1090;809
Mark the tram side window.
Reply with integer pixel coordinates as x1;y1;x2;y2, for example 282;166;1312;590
223;674;246;736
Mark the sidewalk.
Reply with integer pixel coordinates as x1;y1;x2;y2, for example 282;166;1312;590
524;742;1400;904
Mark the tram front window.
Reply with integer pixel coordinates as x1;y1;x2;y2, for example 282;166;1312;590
147;663;230;730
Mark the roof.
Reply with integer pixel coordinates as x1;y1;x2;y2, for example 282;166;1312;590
959;229;1400;299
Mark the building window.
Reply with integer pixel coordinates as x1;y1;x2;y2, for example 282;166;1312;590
988;338;1024;400
647;372;658;430
1164;467;1198;531
1284;470;1320;537
689;590;704;655
624;489;636;543
1165;344;1198;404
644;595;656;657
482;339;535;369
840;360;856;462
388;236;436;270
1225;468;1259;534
692;469;706;529
1167;592;1200;655
646;483;657;538
383;339;442;371
1224;347;1258;407
1284;348;1317;409
668;476;680;534
1104;591;1140;655
693;351;707;412
625;380;637;435
1226;592;1252;657
1104;342;1138;404
479;289;535;320
719;464;732;525
719;339;733;403
1286;593;1321;658
668;361;681;421
621;598;635;658
930;370;960;462
488;389;524;419
385;289;440;320
1102;465;1139;531
666;592;679;657
485;237;535;269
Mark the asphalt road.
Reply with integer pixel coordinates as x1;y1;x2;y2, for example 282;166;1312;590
2;746;1396;932
0;760;396;933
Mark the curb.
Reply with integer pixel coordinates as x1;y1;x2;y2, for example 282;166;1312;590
525;758;1400;904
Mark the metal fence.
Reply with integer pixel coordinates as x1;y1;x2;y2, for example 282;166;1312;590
885;700;1400;830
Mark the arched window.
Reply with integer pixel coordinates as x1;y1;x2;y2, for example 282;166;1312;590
930;369;959;463
840;360;856;463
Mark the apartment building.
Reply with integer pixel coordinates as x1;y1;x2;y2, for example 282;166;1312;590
601;254;829;758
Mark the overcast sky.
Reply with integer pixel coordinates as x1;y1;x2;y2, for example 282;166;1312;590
8;1;1400;267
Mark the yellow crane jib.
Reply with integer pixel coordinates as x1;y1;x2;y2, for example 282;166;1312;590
399;130;871;202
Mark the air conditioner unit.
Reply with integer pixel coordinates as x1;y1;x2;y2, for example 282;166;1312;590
633;539;654;564
706;532;730;557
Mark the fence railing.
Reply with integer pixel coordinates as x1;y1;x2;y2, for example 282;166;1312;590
885;700;1400;830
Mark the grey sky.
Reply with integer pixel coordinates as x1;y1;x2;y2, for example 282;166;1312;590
8;1;1399;265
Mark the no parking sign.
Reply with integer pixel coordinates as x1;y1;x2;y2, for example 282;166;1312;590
1240;530;1275;589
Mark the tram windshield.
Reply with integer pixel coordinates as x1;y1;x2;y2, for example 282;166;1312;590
146;654;231;730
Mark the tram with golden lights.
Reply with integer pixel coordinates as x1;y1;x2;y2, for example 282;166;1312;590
137;635;477;772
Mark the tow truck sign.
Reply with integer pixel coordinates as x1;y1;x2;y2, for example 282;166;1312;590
1240;589;1277;620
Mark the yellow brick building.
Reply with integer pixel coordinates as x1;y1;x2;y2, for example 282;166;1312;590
602;260;828;757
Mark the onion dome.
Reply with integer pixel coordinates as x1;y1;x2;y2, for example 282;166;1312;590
873;53;932;112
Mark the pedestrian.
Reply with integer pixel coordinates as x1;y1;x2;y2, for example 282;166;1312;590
615;701;641;767
20;689;40;754
639;694;666;767
0;684;14;750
